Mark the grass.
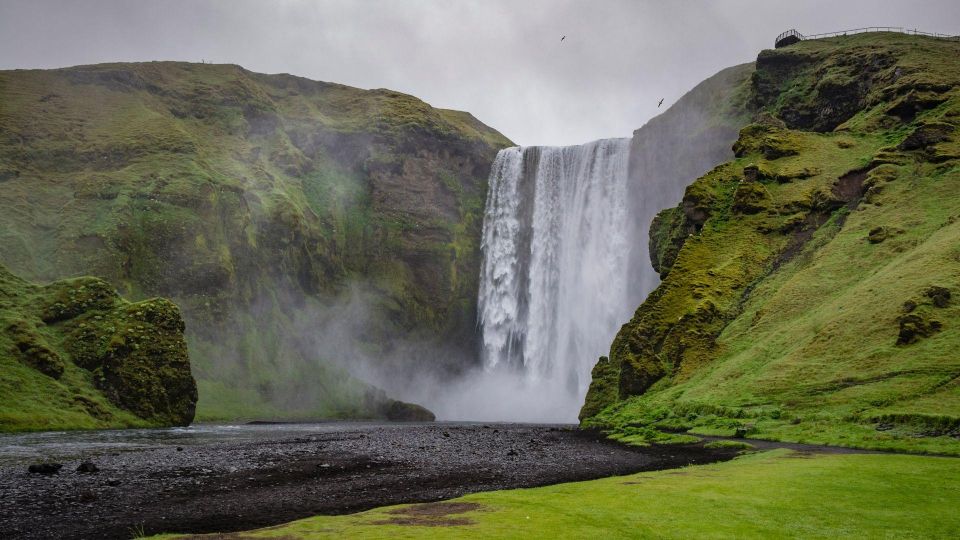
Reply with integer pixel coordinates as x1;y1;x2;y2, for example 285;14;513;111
152;450;960;539
583;33;960;455
0;264;193;431
0;60;513;424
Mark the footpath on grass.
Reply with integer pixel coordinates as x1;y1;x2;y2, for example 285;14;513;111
158;447;960;539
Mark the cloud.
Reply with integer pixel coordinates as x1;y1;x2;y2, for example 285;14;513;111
2;0;958;143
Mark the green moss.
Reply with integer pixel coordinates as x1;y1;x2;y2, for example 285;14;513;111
0;263;196;431
0;61;512;421
703;440;756;450
583;33;960;455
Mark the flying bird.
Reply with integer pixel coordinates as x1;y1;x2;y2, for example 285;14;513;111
658;98;664;108
561;35;566;42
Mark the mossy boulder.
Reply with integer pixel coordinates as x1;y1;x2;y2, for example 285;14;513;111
0;263;197;430
66;298;197;425
381;400;436;422
5;320;64;378
733;124;802;159
896;314;942;345
732;181;770;214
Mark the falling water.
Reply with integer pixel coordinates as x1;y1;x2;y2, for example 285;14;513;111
477;138;648;420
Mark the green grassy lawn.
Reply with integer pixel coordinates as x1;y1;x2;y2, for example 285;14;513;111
156;450;960;539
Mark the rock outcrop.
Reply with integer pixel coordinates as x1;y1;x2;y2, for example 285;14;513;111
0;62;511;420
1;264;197;430
581;33;960;453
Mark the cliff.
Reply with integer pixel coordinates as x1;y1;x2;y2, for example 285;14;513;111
0;62;512;420
582;33;960;454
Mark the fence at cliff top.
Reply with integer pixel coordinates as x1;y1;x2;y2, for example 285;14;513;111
775;27;960;48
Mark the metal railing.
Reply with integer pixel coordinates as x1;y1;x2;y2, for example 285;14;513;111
775;27;960;48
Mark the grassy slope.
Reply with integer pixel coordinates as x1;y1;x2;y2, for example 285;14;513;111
0;62;512;422
155;450;960;539
0;264;196;431
582;33;960;454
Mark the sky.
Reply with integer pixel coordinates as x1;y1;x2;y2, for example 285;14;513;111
1;0;959;146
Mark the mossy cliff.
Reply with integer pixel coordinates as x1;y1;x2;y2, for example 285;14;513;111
0;62;511;421
582;33;960;454
0;263;196;431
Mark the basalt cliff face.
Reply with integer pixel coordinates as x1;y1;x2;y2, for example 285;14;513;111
0;62;511;420
582;33;960;454
0;263;196;431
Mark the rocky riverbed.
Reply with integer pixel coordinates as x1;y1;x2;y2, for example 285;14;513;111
0;422;742;538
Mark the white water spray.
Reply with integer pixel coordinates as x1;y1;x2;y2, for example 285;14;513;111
474;138;646;421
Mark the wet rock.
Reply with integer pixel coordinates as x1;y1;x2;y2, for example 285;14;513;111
76;462;99;474
28;463;63;475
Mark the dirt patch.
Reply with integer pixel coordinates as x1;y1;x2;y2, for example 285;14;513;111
387;502;483;517
372;516;474;527
370;502;483;527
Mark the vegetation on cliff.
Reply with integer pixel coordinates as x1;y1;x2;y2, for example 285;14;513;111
582;33;960;454
0;62;511;421
0;263;196;431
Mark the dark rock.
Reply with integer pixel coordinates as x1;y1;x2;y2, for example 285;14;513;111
902;300;917;313
899;122;955;151
28;463;63;475
76;462;99;474
382;400;436;422
106;478;121;486
868;226;890;244
734;423;756;439
896;314;943;345
925;286;951;308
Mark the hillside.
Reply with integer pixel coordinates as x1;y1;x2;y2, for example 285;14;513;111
582;32;960;454
0;62;512;421
0;263;196;431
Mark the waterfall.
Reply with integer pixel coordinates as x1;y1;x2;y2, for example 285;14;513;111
476;138;651;420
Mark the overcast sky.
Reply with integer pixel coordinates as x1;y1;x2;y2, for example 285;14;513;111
1;0;958;146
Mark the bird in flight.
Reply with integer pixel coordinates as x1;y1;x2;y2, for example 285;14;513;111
658;98;664;108
561;35;566;42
